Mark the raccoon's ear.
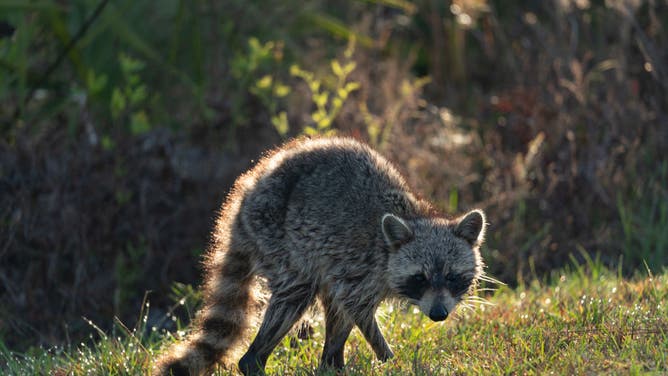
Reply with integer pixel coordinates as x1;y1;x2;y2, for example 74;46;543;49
381;213;414;249
454;209;486;246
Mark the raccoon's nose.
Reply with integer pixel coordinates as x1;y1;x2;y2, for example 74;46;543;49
429;304;448;322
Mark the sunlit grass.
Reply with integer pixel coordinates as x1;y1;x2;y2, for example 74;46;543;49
2;264;667;375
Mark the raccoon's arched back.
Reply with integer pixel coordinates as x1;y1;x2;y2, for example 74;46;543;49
237;137;431;245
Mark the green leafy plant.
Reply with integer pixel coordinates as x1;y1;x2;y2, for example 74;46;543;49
230;37;291;133
251;70;291;136
109;53;151;136
232;37;361;138
289;38;360;137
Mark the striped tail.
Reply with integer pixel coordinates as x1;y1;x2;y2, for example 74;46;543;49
153;209;257;375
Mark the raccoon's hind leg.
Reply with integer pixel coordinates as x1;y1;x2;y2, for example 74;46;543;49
320;298;353;369
238;280;316;375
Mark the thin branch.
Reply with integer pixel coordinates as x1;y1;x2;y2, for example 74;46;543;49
21;0;111;108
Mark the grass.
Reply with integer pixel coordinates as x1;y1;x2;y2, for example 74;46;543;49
2;262;667;375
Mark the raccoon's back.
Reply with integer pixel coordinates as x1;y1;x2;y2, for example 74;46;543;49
237;138;429;251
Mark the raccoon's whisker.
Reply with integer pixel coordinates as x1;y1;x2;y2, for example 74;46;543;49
466;295;489;302
458;303;474;312
465;297;495;306
473;287;498;293
466;300;494;307
466;295;493;303
477;274;505;286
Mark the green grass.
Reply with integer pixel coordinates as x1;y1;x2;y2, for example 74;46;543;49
2;264;667;375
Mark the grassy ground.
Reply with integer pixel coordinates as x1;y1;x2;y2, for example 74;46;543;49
2;261;666;375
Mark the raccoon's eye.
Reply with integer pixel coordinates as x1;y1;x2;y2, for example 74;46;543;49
409;274;428;285
397;273;429;300
446;275;472;296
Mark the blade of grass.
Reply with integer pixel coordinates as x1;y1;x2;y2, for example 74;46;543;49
22;0;110;108
302;12;374;48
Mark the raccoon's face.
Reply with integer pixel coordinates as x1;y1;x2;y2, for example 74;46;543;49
382;210;486;322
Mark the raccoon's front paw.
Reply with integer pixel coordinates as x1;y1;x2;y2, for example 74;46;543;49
238;351;265;376
378;348;394;362
321;347;346;369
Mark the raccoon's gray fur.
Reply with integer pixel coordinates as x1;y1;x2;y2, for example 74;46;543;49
154;137;486;375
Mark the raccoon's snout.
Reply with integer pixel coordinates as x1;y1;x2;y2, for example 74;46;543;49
428;304;448;322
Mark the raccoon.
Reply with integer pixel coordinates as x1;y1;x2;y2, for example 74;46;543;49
154;137;487;375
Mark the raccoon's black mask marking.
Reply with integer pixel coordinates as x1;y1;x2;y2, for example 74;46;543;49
398;272;474;300
445;273;474;297
397;273;429;300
